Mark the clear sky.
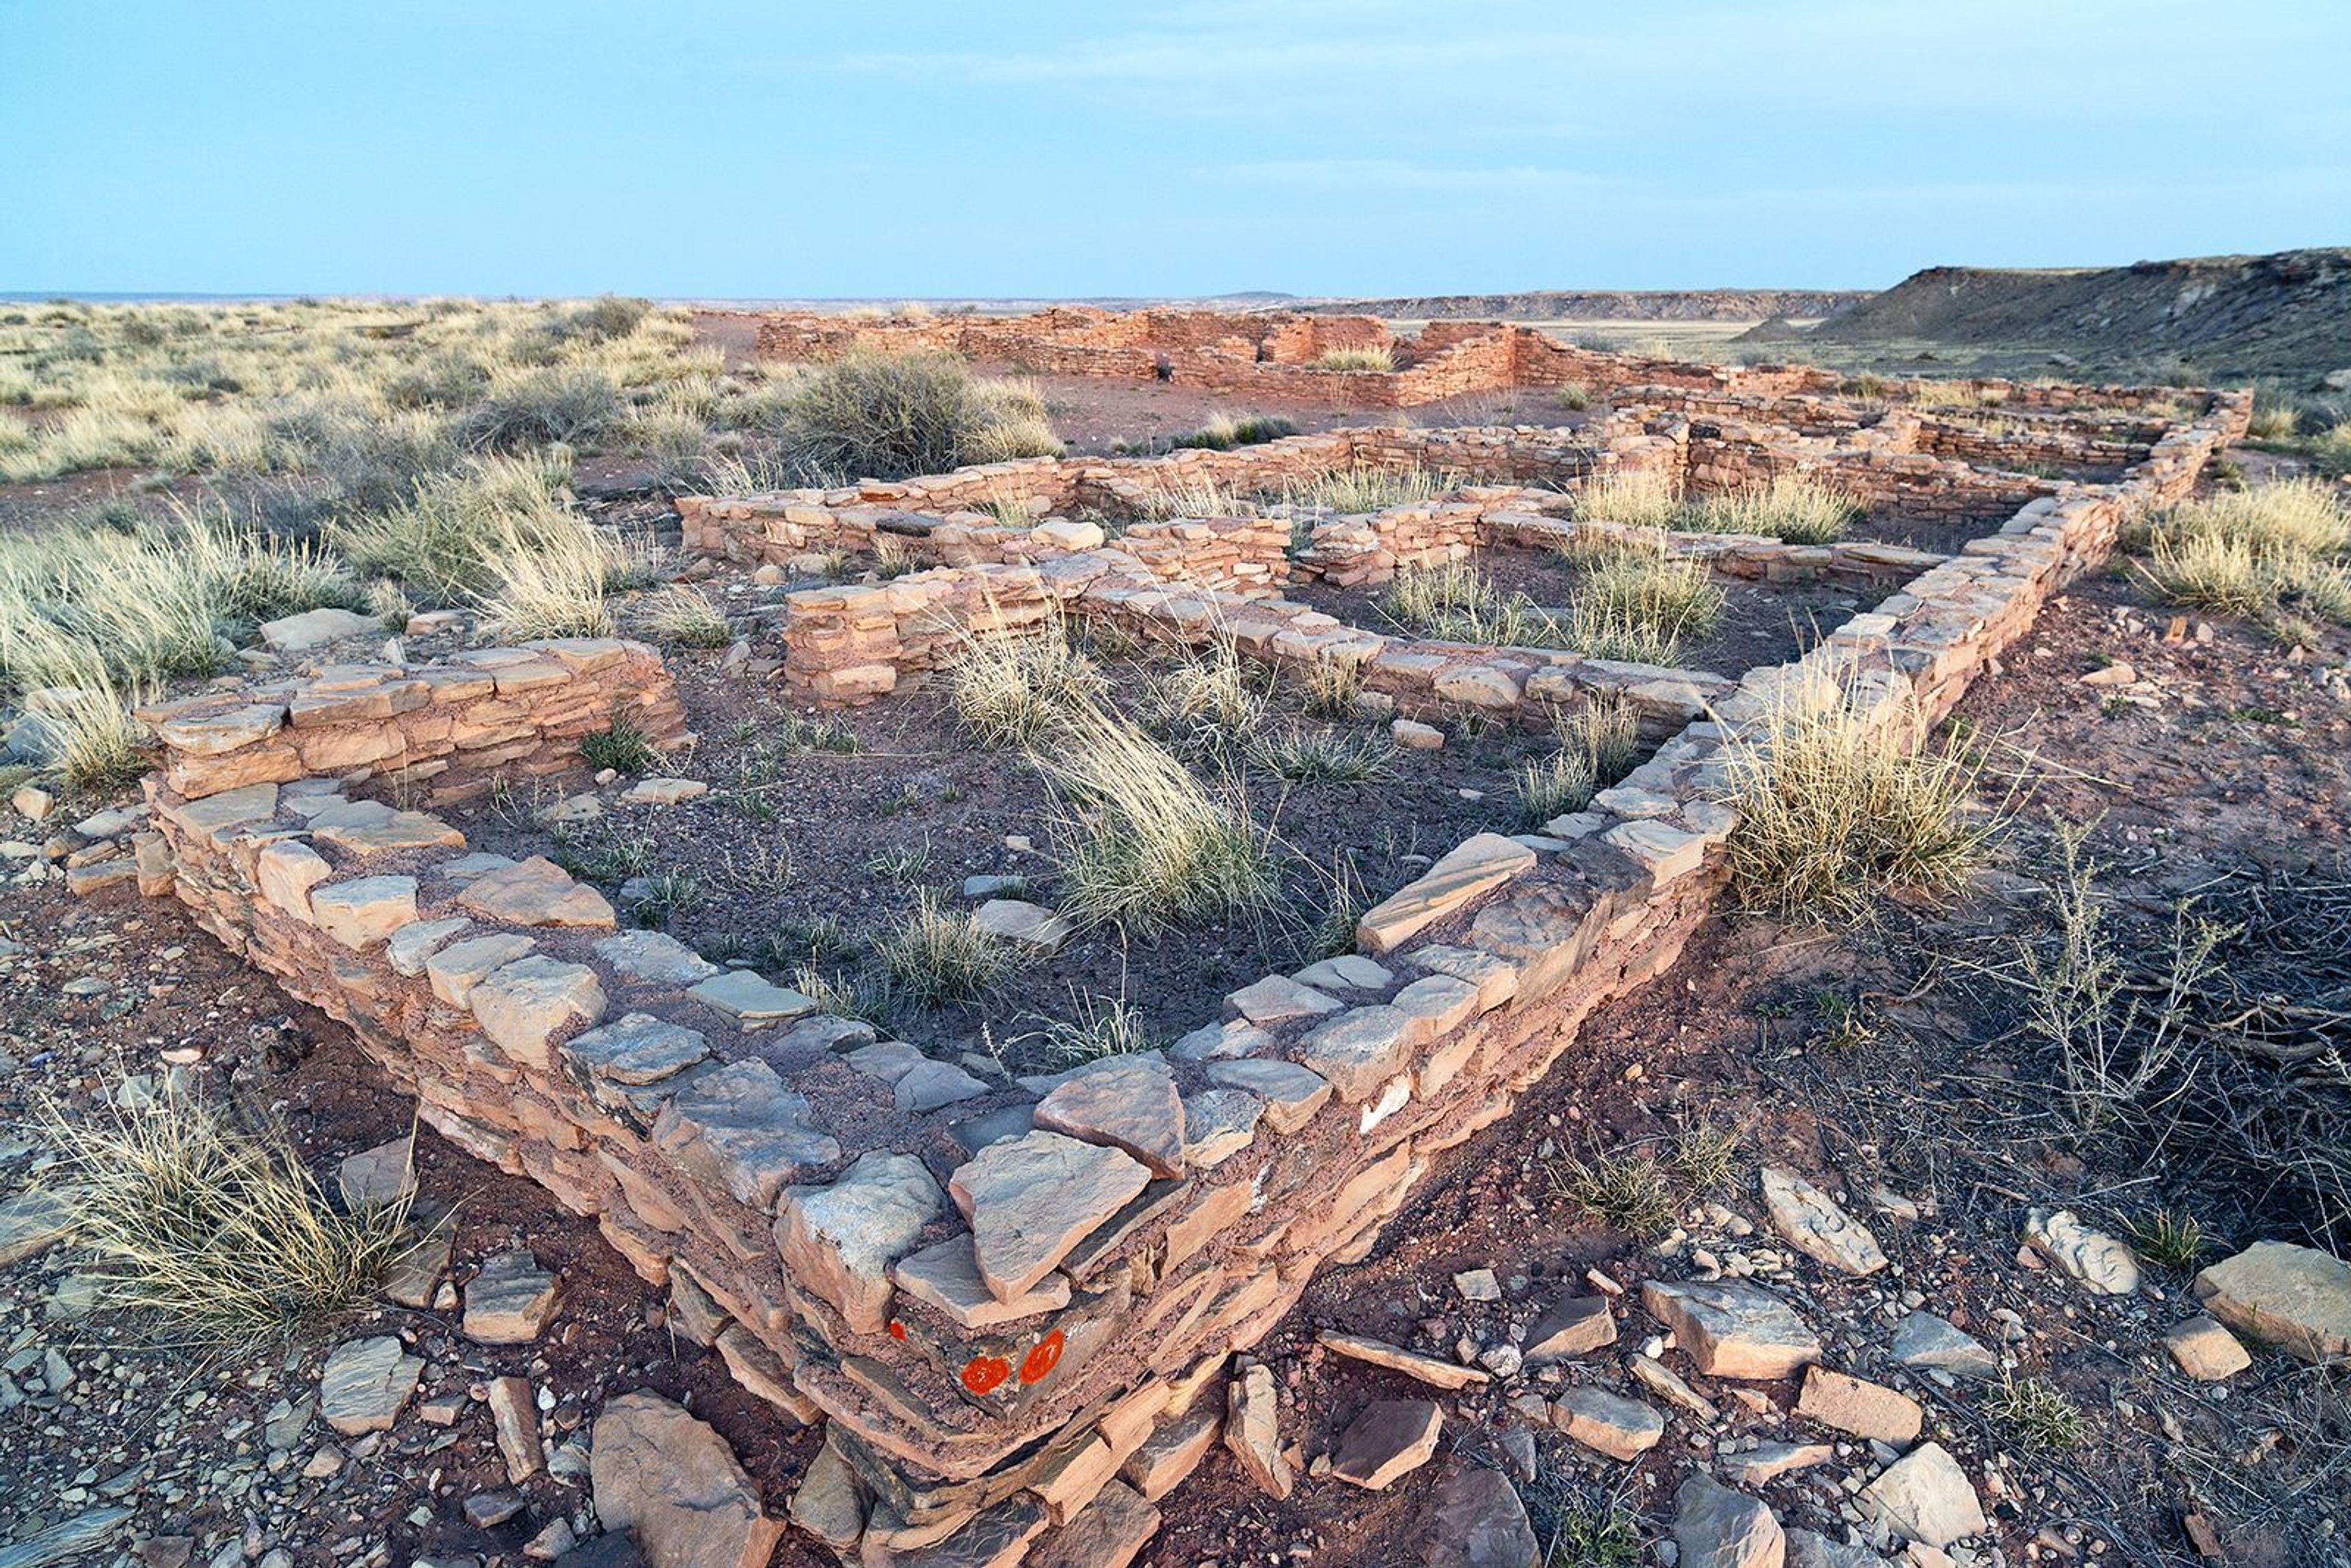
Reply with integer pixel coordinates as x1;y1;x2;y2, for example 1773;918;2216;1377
4;0;2347;299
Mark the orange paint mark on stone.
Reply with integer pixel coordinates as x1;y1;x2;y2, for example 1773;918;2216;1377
961;1354;1011;1395
1019;1330;1065;1385
888;1319;907;1341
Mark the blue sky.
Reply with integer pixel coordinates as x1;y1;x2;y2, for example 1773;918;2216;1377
4;0;2346;298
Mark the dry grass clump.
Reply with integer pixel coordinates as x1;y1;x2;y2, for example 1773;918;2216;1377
1029;703;1277;937
637;585;733;650
1714;673;1994;921
1171;413;1298;451
770;350;1060;481
36;1086;418;1340
1136;477;1253;522
1289;465;1461;515
326;451;580;604
1247;726;1393;784
1562;539;1724;664
1298;655;1368;718
1147;640;1264;754
1553;1150;1679;1239
1572;469;1682;530
877;892;1021;1005
473;509;644;640
2130;479;2351;637
1514;692;1644;827
1311;345;1396;373
1910;379;2002;408
1379;561;1560;647
950;618;1107;746
1685;473;1859;544
1030;991;1154;1066
1984;1375;2088;1452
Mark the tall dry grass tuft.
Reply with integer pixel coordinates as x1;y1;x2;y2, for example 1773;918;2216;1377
1572;469;1682;530
950;613;1107;746
1686;473;1859;544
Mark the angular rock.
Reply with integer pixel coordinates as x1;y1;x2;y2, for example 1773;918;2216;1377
1225;1360;1293;1499
1553;1387;1663;1461
594;930;719;988
310;876;418;951
318;1336;422;1435
0;1188;77;1267
1226;973;1341;1026
1205;1058;1330;1132
1180;1089;1263;1167
1643;1278;1823;1380
2194;1240;2351;1362
1630;1354;1720;1422
261;606;375;650
459;855;616;928
775;1152;943;1334
1761;1166;1886;1276
1424;1463;1539;1568
470;956;606;1070
336;1136;414;1212
652;1059;839;1210
1524;1294;1616;1363
256;839;334;921
1784;1529;1891;1568
590;1391;782;1568
1123;1404;1221;1501
386;915;471;977
1028;1478;1160;1568
893;1234;1072;1330
2023;1207;2142;1295
1796;1366;1922;1445
426;932;537;1007
893;1493;1045;1567
1317;1330;1490;1390
562;1013;711;1089
1892;1311;1998;1380
463;1250;561;1343
1860;1441;1987;1549
1035;1055;1187;1177
1292;954;1393;992
1330;1398;1443;1490
973;898;1074;955
787;1438;867;1554
1674;1472;1783;1568
2165;1314;2254;1380
1723;1441;1838;1488
621;778;707;806
896;1058;992;1114
487;1375;545;1481
688;969;817;1028
1294;1005;1417;1103
949;1130;1152;1302
1355;833;1534;953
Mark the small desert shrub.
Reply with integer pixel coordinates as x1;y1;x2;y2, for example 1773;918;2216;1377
1554;1150;1678;1239
790;963;899;1029
2120;1206;2212;1270
2245;399;2300;443
764;914;853;968
1671;1119;1742;1194
1543;1499;1643;1568
877;892;1019;1005
631;871;704;930
1985;1375;2088;1452
1030;704;1277;936
1312;345;1395;373
2311;421;2351;479
1514;748;1597;827
1572;469;1681;530
2131;479;2350;630
1247;726;1393;784
1562;539;1723;664
1380;561;1562;648
638;585;732;650
864;841;934;887
326;451;580;604
1304;853;1371;961
37;1087;418;1339
1291;465;1460;515
1714;673;1993;921
473;510;634;640
773;351;1059;481
951;620;1106;747
1554;381;1592;412
1686;473;1858;544
581;715;663;776
1172;413;1298;451
452;363;626;451
1564;691;1643;781
1911;379;1998;408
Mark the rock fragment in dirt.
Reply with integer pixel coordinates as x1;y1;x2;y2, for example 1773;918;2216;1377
1643;1278;1823;1379
318;1336;422;1435
1034;1054;1188;1177
973;898;1075;955
1673;1472;1783;1568
2193;1239;2351;1362
1552;1387;1663;1460
1859;1441;1987;1550
1123;1404;1221;1501
0;1188;75;1267
1760;1166;1887;1275
1204;1057;1330;1131
384;1225;453;1310
1027;1478;1160;1568
593;931;718;988
464;1490;526;1527
1392;718;1445;749
336;1135;415;1212
1523;1293;1616;1362
787;1439;867;1553
894;1057;992;1114
1891;1311;1998;1381
1224;1360;1294;1499
1329;1397;1443;1490
620;778;707;806
1317;1330;1490;1390
686;969;816;1027
1784;1528;1892;1567
2164;1314;2253;1380
458;855;616;927
2022;1207;2142;1295
261;606;375;651
1453;1267;1502;1301
0;1508;135;1568
774;1150;943;1334
1723;1440;1837;1487
487;1375;544;1481
590;1390;782;1568
950;1130;1153;1301
463;1250;561;1343
1795;1366;1922;1445
1423;1462;1539;1568
1630;1354;1720;1422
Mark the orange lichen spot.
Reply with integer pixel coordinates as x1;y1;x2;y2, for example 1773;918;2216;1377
1019;1330;1065;1385
961;1354;1011;1395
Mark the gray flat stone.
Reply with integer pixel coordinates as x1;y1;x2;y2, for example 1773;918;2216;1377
1674;1472;1783;1568
427;932;538;1007
0;1187;76;1267
688;969;817;1028
1329;1398;1442;1490
1859;1442;1987;1550
972;898;1073;955
563;1012;712;1087
1524;1294;1616;1362
1180;1089;1263;1167
1035;1054;1187;1177
2195;1240;2351;1362
458;855;615;928
1226;973;1341;1026
774;1152;943;1334
1205;1057;1330;1132
386;916;472;977
1642;1278;1822;1381
336;1136;414;1212
1761;1166;1886;1276
1555;1386;1663;1460
1423;1463;1539;1568
463;1250;562;1343
895;1058;991;1114
469;956;606;1070
319;1336;422;1434
891;1234;1072;1330
948;1130;1152;1302
1294;1005;1417;1103
595;931;719;988
1891;1311;1998;1380
590;1391;783;1568
653;1060;840;1212
310;876;418;951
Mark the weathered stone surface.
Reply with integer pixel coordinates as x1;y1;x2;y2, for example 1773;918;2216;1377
688;969;817;1027
1226;973;1341;1026
653;1060;840;1212
621;777;708;806
1294;1005;1417;1103
470;956;606;1071
261;606;375;650
1424;1463;1539;1568
459;855;616;928
973;898;1074;954
1355;833;1534;953
310;876;418;951
256;839;334;920
1724;1441;1838;1488
336;1136;414;1212
590;1392;782;1568
1035;1055;1187;1177
1029;1477;1159;1568
2164;1314;2254;1380
1860;1441;1987;1549
594;930;719;988
0;1188;77;1267
893;1234;1072;1330
1225;1360;1293;1499
1123;1403;1221;1501
1643;1278;1823;1380
1761;1166;1886;1276
386;915;471;977
487;1375;545;1481
950;1131;1152;1302
2194;1240;2351;1362
787;1438;867;1553
384;1228;451;1310
895;1057;992;1114
1796;1366;1922;1445
1784;1528;1891;1568
775;1152;943;1334
893;1492;1046;1567
309;800;466;855
1180;1089;1263;1167
561;1013;711;1088
318;1336;422;1435
426;932;537;1007
714;1324;819;1424
1318;1331;1490;1390
1892;1311;1998;1380
1292;953;1392;992
1553;1387;1663;1461
1330;1398;1442;1490
2023;1207;2141;1295
1673;1472;1783;1568
463;1250;561;1343
1524;1294;1616;1362
1205;1058;1330;1132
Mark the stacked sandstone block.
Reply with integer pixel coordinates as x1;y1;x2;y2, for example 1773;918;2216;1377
133;640;689;806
